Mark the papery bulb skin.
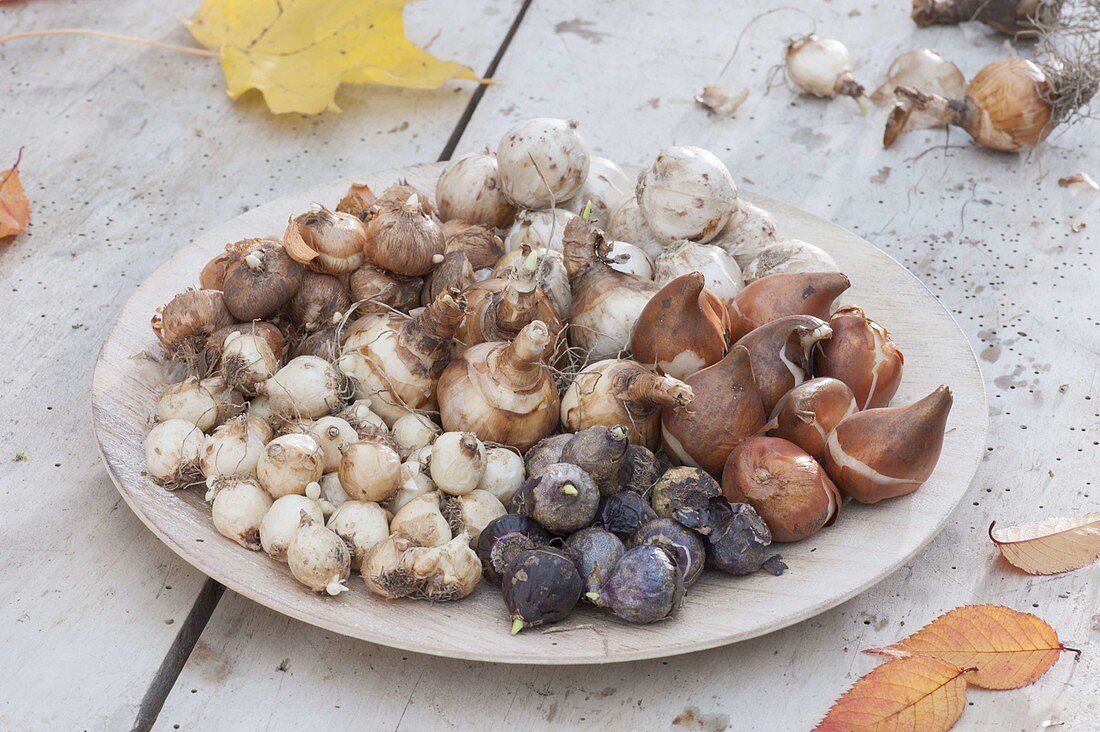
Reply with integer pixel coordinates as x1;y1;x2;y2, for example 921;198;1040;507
283;204;366;275
441;220;506;271
722;436;841;542
437;320;560;451
152;289;236;352
222;239;305;321
562;218;660;361
911;0;1064;37
824;385;953;503
456;269;565;352
339;293;466;426
726;271;850;341
436;150;516;228
636;146;738;244
348;264;423;315
607;196;666;260
504;208;578;253
421;249;475;307
734;315;833;414
560;359;694;449
497;118;590;209
767;377;858;463
741;239;839;284
653;241;743;300
712;200;781;269
335;182;376;218
363;193;445;276
563;156;633;225
813;306;905;410
631;272;731;380
284;272;352;332
660;345;767;476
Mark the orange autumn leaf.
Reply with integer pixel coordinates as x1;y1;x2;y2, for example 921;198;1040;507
989;515;1100;575
814;655;969;732
0;148;30;239
868;605;1078;690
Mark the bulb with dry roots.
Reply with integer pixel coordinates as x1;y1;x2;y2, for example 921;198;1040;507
220;331;279;395
497;118;590;209
442;489;507;545
560;359;694;450
435;150;516;228
327;500;390;571
824;385;953;503
258;355;346;420
869;49;967;104
256;433;325;499
562;217;660;361
144;419;204;488
284;272;352;332
884;58;1098;152
636;146;738;244
282;204;366;275
155;375;244;432
287;512;351;595
209;476;273;550
785;35;867;104
259;494;324;562
151;289;236;356
390;413;440;460
654;241;743;300
200;414;273;480
364;533;481;602
437;320;561;452
430;432;487;496
338;292;467;426
221;239;305;321
390;491;453;548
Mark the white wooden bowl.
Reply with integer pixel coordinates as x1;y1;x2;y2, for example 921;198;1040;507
92;163;987;664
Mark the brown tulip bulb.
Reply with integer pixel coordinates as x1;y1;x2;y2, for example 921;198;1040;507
283;204;367;275
661;345;767;476
377;183;436;217
630;272;731;380
722;436;840;542
348;263;423;314
767;377;858;463
735;315;832;414
813;306;904;410
200;251;234;291
824;385;953;504
222;239;305;321
726;271;850;341
363;193;445;276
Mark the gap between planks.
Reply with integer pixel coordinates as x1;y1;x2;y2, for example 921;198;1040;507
135;5;534;728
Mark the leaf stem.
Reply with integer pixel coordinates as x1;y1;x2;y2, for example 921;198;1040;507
1061;645;1083;659
0;28;218;58
1;146;24;189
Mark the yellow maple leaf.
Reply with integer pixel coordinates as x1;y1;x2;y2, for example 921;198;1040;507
187;0;484;115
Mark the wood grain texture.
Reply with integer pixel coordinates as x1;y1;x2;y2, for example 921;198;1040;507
0;0;522;728
93;162;986;664
161;0;1098;728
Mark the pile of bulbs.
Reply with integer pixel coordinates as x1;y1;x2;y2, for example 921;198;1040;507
145;118;952;633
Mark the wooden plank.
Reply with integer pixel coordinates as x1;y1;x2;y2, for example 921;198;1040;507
158;0;1100;729
0;1;524;728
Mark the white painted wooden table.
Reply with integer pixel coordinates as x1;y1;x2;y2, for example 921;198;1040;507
1;1;1096;729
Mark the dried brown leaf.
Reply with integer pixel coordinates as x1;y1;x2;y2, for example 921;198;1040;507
989;514;1100;575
